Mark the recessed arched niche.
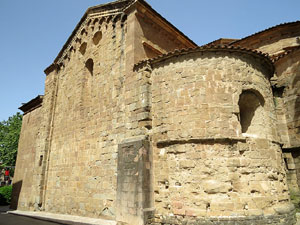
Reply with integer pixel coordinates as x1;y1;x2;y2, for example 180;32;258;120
79;42;87;55
81;28;87;36
85;58;94;76
92;31;102;45
93;18;99;25
238;90;265;137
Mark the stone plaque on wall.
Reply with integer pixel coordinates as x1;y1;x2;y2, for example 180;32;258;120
116;136;153;225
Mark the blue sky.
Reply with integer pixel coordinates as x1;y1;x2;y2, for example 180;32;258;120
0;0;299;121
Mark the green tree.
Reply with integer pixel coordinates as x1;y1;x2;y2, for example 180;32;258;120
0;112;22;168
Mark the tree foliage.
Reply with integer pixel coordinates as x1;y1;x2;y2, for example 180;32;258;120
0;113;22;167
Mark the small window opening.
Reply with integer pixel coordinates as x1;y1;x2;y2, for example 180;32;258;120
92;31;102;45
39;155;43;166
85;58;94;76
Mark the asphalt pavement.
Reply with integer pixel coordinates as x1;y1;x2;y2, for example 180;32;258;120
0;205;62;225
0;212;63;225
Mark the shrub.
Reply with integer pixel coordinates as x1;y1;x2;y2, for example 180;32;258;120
290;191;300;213
0;193;6;205
0;185;12;205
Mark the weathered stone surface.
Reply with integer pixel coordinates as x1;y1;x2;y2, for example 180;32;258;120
11;104;42;210
202;180;231;194
116;137;152;225
146;209;296;225
11;1;300;225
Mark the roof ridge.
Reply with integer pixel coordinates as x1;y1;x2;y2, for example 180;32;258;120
88;0;134;12
204;38;239;47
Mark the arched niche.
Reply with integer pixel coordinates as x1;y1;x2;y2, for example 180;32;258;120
92;31;102;45
79;42;87;55
238;90;265;137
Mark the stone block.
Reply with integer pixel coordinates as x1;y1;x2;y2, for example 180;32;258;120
210;201;234;211
173;208;185;215
179;160;196;169
202;180;231;194
171;201;183;209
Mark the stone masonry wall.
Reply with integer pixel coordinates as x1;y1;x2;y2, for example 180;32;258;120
291;151;300;191
275;50;300;194
283;152;299;192
151;51;277;142
42;17;127;218
136;12;190;59
153;140;289;216
11;106;42;210
115;6;191;223
40;6;189;221
12;2;300;225
275;51;300;148
13;3;195;223
147;50;294;224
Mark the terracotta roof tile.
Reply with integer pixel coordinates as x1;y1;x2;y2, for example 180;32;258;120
135;45;273;69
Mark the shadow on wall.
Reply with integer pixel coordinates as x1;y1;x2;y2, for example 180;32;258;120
293;73;300;135
10;180;22;210
296;96;300;135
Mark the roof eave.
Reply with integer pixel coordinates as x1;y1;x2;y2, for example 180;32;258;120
231;21;300;46
19;95;44;114
135;45;274;76
133;0;197;48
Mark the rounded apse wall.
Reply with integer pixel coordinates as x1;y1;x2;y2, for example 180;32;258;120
150;49;275;142
142;48;295;225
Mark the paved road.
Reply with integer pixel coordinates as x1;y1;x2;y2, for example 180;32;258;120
0;211;63;225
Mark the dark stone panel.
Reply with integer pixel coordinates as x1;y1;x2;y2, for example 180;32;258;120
117;137;153;224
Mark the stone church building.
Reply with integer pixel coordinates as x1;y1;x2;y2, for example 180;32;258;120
11;0;300;224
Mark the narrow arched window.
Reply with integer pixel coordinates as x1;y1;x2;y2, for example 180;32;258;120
85;58;94;76
92;31;102;45
238;90;265;136
79;42;87;55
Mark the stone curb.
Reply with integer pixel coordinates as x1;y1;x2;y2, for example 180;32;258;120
8;210;117;225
